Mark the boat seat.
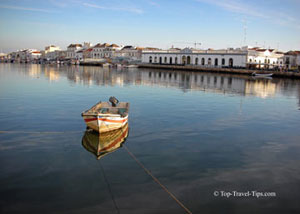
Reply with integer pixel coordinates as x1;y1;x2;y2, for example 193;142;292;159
98;107;127;115
118;108;127;115
99;108;109;113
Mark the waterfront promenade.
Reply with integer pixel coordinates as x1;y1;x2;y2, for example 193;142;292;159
139;63;300;79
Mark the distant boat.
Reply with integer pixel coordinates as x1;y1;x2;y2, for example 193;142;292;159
102;63;111;67
82;123;129;160
125;64;138;68
251;72;273;77
81;97;129;133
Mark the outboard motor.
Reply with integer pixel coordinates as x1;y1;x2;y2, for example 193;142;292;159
109;96;119;107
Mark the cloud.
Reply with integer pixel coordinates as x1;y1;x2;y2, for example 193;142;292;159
0;5;59;13
146;0;160;7
196;0;300;30
83;2;143;14
196;0;268;18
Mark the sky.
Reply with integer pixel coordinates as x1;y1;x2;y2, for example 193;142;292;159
0;0;300;53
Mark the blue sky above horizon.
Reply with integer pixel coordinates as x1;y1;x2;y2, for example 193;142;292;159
0;0;299;53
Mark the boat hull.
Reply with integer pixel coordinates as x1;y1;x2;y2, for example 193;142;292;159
83;114;128;133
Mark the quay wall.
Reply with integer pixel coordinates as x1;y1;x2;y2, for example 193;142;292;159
138;64;300;79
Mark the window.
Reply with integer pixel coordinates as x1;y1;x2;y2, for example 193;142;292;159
182;56;186;65
215;58;218;66
195;58;198;65
187;56;191;65
164;57;167;63
229;58;233;67
149;56;152;63
201;58;205;65
222;58;225;65
208;58;211;65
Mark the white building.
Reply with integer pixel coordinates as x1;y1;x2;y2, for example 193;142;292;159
45;45;60;54
29;50;41;61
45;50;66;61
12;49;41;62
75;49;84;61
142;48;247;68
74;43;92;61
245;47;284;69
83;48;93;59
284;51;300;70
115;46;143;61
66;44;82;59
43;45;61;61
104;44;122;58
92;43;109;59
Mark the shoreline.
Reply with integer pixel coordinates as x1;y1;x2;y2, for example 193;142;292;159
138;63;300;79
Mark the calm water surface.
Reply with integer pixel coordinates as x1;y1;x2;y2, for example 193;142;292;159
0;64;300;214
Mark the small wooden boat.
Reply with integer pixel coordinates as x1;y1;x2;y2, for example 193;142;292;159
81;97;129;133
82;123;129;160
251;72;273;77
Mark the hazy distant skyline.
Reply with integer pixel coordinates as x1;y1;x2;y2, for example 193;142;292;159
0;0;300;53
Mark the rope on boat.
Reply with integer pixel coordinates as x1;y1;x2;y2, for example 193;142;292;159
99;161;120;214
123;145;193;214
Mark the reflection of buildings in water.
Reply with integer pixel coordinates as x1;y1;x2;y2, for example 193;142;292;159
20;65;300;100
62;66;138;86
245;80;276;98
141;70;247;95
82;123;129;160
44;66;60;82
27;64;41;78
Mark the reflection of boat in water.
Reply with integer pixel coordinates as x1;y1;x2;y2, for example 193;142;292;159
251;72;273;77
82;123;129;159
81;97;129;133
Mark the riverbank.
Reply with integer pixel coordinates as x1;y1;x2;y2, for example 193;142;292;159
138;63;300;79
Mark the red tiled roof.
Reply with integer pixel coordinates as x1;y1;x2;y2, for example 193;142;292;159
256;49;266;52
68;44;82;48
109;44;119;48
248;47;260;50
100;43;110;47
284;51;300;55
93;43;102;48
